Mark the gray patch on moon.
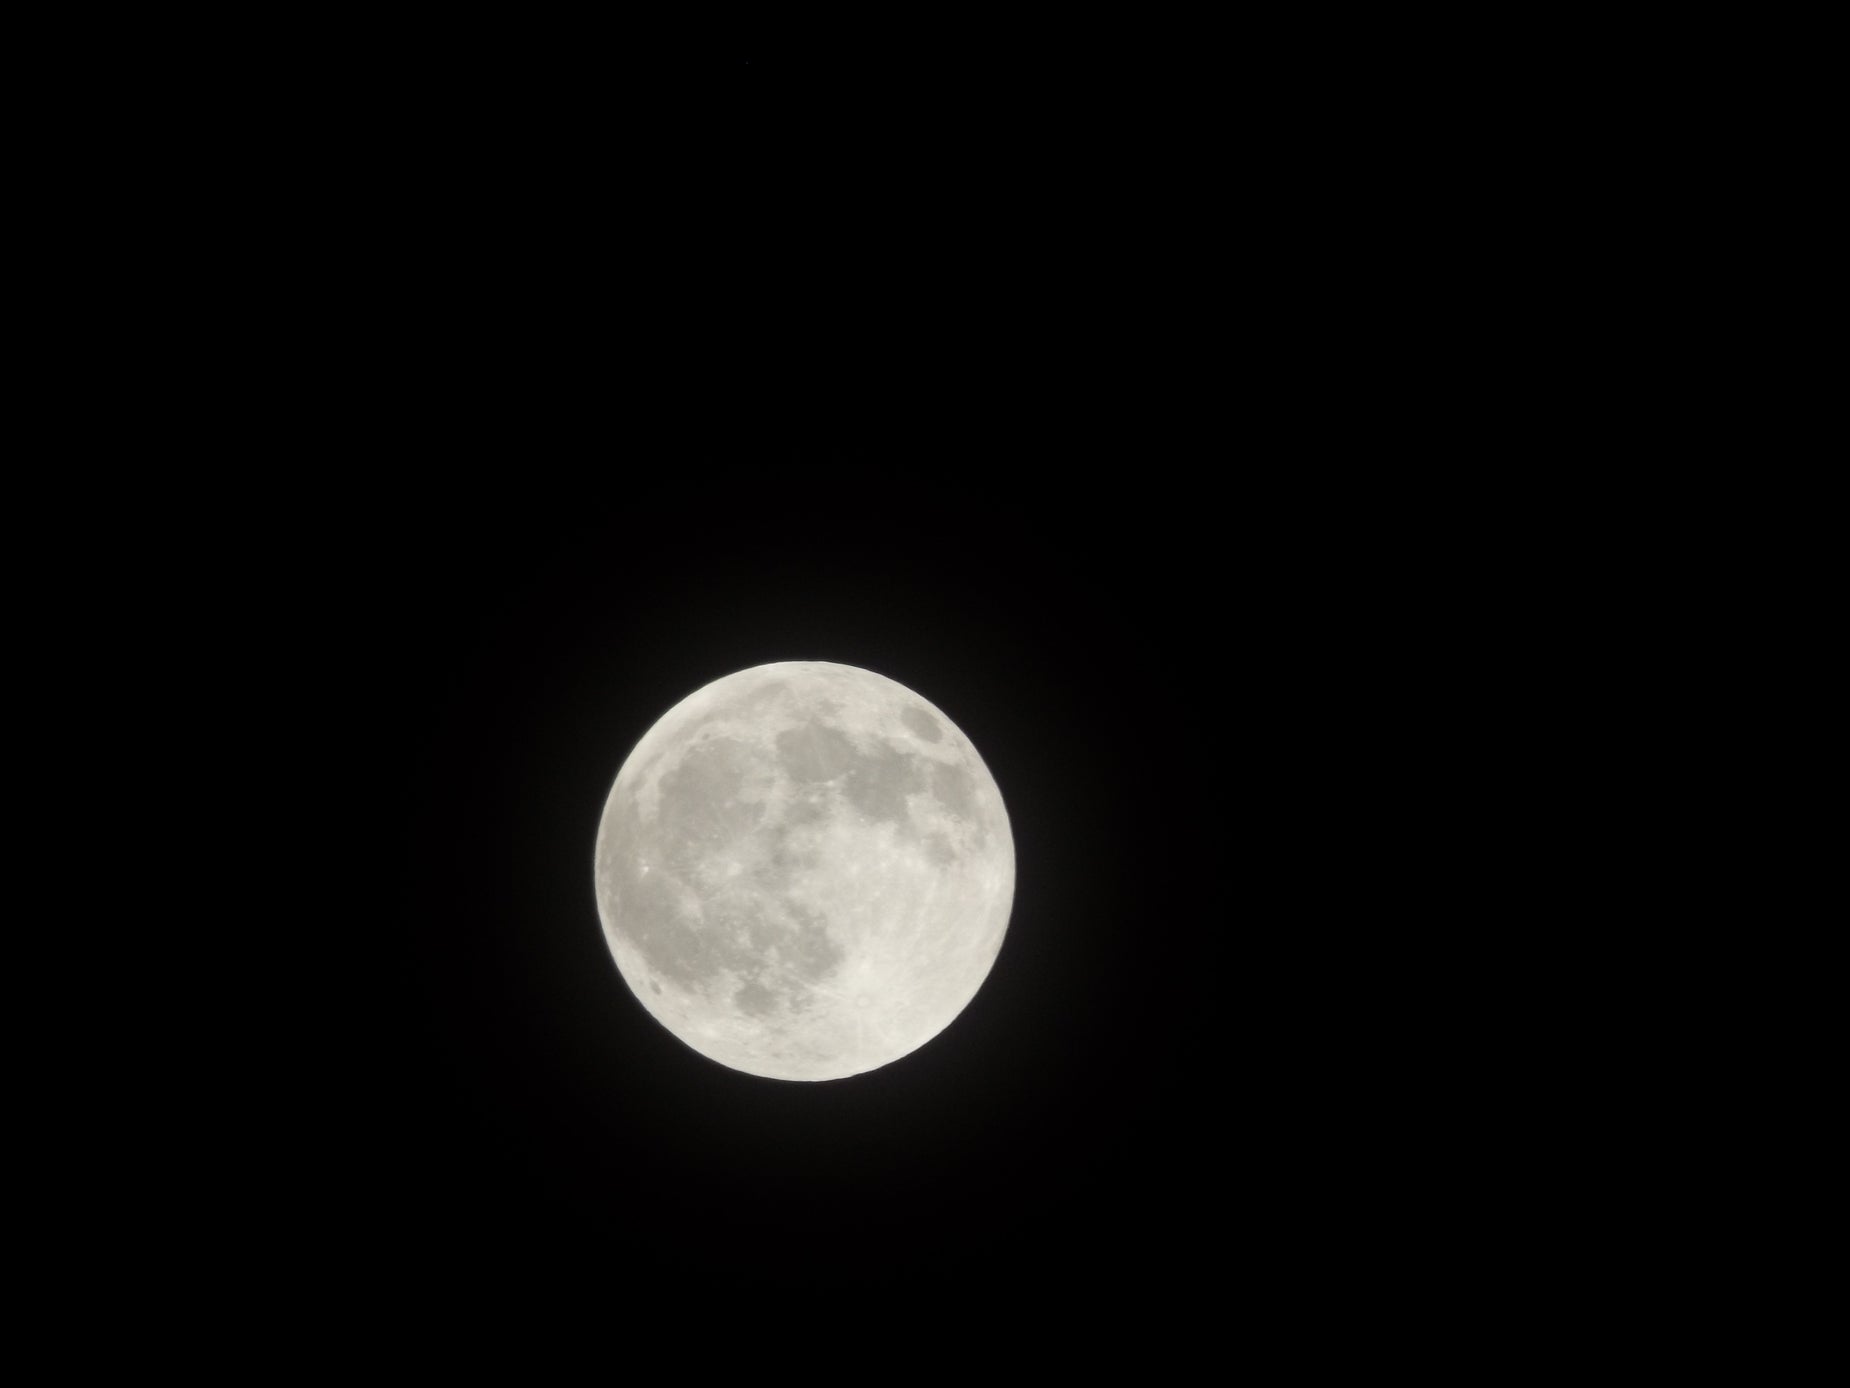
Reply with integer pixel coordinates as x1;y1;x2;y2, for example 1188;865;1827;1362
928;757;991;848
843;739;927;827
776;723;857;783
780;901;845;979
923;833;956;866
784;795;828;828
931;760;974;818
743;908;780;951
734;979;779;1016
604;738;770;991
609;864;712;990
753;828;819;889
655;737;766;874
901;707;942;742
724;900;845;1020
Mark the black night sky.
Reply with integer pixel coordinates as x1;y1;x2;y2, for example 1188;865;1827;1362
214;38;1536;1330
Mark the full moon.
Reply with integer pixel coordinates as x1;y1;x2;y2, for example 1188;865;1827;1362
593;662;1015;1081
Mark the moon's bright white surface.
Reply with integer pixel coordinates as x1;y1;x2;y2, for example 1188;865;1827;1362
593;662;1015;1081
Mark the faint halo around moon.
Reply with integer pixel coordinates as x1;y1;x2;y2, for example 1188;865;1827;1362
593;661;1015;1081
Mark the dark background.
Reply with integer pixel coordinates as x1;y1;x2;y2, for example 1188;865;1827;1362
165;36;1564;1327
11;15;1685;1352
